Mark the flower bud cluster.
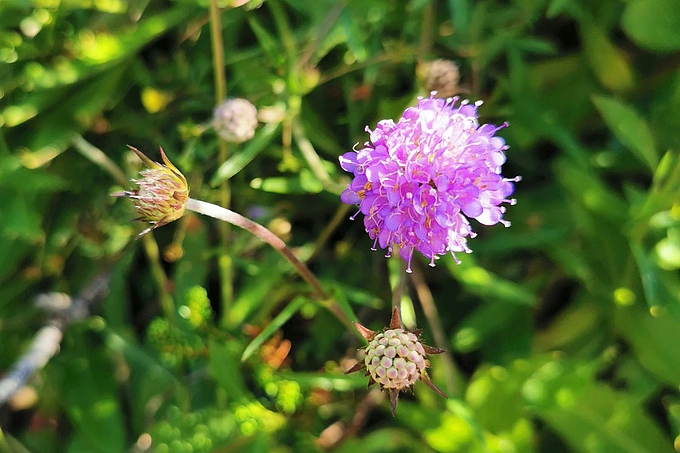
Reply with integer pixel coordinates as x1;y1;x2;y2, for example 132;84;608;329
345;307;446;414
364;328;426;390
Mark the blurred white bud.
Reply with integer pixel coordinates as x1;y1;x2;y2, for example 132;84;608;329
212;98;258;144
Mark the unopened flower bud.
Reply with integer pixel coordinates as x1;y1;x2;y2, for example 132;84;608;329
421;59;460;99
112;146;189;238
212;98;258;143
345;307;446;415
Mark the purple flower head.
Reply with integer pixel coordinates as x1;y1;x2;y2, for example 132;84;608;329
339;93;520;272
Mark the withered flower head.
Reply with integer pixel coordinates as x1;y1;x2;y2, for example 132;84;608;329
420;59;460;99
112;146;189;238
345;307;446;415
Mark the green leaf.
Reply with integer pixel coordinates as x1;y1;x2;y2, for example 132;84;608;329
452;301;524;352
448;0;472;34
339;8;368;63
329;281;382;308
622;0;680;52
1;195;44;243
227;252;285;328
533;299;601;352
582;23;634;91
0;432;31;453
592;95;658;172
241;295;306;362
250;169;324;194
335;428;426;453
444;255;536;306
628;151;680;238
210;123;280;186
616;302;680;386
556;158;628;221
104;328;185;432
58;332;126;453
546;0;572;18
630;242;678;312
7;63;128;154
208;340;249;401
248;16;284;65
325;285;361;326
540;384;675;453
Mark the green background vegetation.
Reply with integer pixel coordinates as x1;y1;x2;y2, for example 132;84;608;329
1;0;680;452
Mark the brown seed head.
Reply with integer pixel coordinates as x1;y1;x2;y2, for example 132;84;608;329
421;59;460;99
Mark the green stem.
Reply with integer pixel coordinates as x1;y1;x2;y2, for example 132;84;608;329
209;0;227;103
142;230;176;323
185;198;355;333
418;1;435;61
411;264;465;397
209;0;234;323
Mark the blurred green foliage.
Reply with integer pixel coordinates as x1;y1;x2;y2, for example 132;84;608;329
1;0;680;452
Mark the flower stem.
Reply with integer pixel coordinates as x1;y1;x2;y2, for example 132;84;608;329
417;1;435;61
410;264;465;397
208;0;234;323
209;0;226;104
185;198;356;333
142;234;176;322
